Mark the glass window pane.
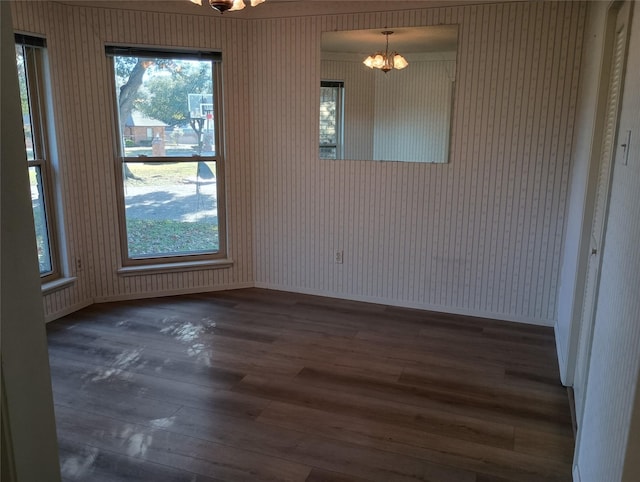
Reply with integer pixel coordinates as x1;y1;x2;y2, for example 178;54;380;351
114;57;215;158
320;83;343;160
123;161;219;258
320;85;338;149
29;165;53;274
320;146;337;160
16;45;35;161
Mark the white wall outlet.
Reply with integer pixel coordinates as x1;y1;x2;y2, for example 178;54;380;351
334;250;344;264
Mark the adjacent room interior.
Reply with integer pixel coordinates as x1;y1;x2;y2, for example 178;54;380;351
2;1;640;481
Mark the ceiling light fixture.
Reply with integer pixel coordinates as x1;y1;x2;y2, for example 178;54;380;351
363;31;409;73
207;0;266;14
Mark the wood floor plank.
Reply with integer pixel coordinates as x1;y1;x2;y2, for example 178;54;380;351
55;405;312;482
305;468;371;482
363;329;559;370
513;426;575;463
267;338;404;381
58;437;222;482
397;369;571;418
294;366;572;432
49;354;270;420
47;288;574;481
257;401;572;482
234;373;516;449
48;333;245;390
51;318;303;378
164;405;477;482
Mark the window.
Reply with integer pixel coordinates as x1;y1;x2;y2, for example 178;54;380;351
16;34;60;280
319;80;344;160
106;47;226;266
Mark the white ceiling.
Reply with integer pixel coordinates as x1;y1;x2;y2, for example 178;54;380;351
321;25;458;55
54;0;522;19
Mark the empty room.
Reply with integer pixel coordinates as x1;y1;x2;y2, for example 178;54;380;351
2;1;639;481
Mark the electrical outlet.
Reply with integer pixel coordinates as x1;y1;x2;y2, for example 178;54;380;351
334;250;344;264
76;257;82;272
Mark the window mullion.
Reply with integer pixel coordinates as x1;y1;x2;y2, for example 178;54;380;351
121;156;218;164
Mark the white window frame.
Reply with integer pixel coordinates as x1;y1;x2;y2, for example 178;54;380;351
320;80;344;160
106;46;227;268
16;34;61;282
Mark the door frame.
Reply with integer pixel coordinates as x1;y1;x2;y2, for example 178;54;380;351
568;0;633;426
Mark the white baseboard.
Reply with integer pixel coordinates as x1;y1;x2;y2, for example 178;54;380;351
253;283;554;327
44;283;255;322
47;282;555;328
555;321;570;386
93;282;254;304
44;300;93;323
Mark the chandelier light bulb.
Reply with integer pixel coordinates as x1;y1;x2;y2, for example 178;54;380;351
362;31;409;73
229;0;246;11
393;54;409;70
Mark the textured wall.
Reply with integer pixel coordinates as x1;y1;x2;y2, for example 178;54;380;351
321;59;375;160
321;56;455;163
251;2;586;325
12;2;255;320
12;1;586;326
372;59;454;163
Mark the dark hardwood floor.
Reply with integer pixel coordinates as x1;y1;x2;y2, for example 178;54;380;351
47;288;574;481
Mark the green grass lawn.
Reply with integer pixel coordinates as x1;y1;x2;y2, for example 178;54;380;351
124;161;216;186
29;161;221;259
127;219;219;258
125;161;220;257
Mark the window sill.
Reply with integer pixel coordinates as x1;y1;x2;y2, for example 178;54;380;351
117;258;233;277
42;276;77;295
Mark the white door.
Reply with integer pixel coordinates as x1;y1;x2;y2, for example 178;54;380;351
573;0;632;424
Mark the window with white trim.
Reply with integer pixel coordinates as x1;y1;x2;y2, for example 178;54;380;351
106;47;226;266
319;80;344;160
16;34;61;281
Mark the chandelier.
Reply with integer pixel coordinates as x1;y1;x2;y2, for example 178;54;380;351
363;31;409;73
191;0;266;14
